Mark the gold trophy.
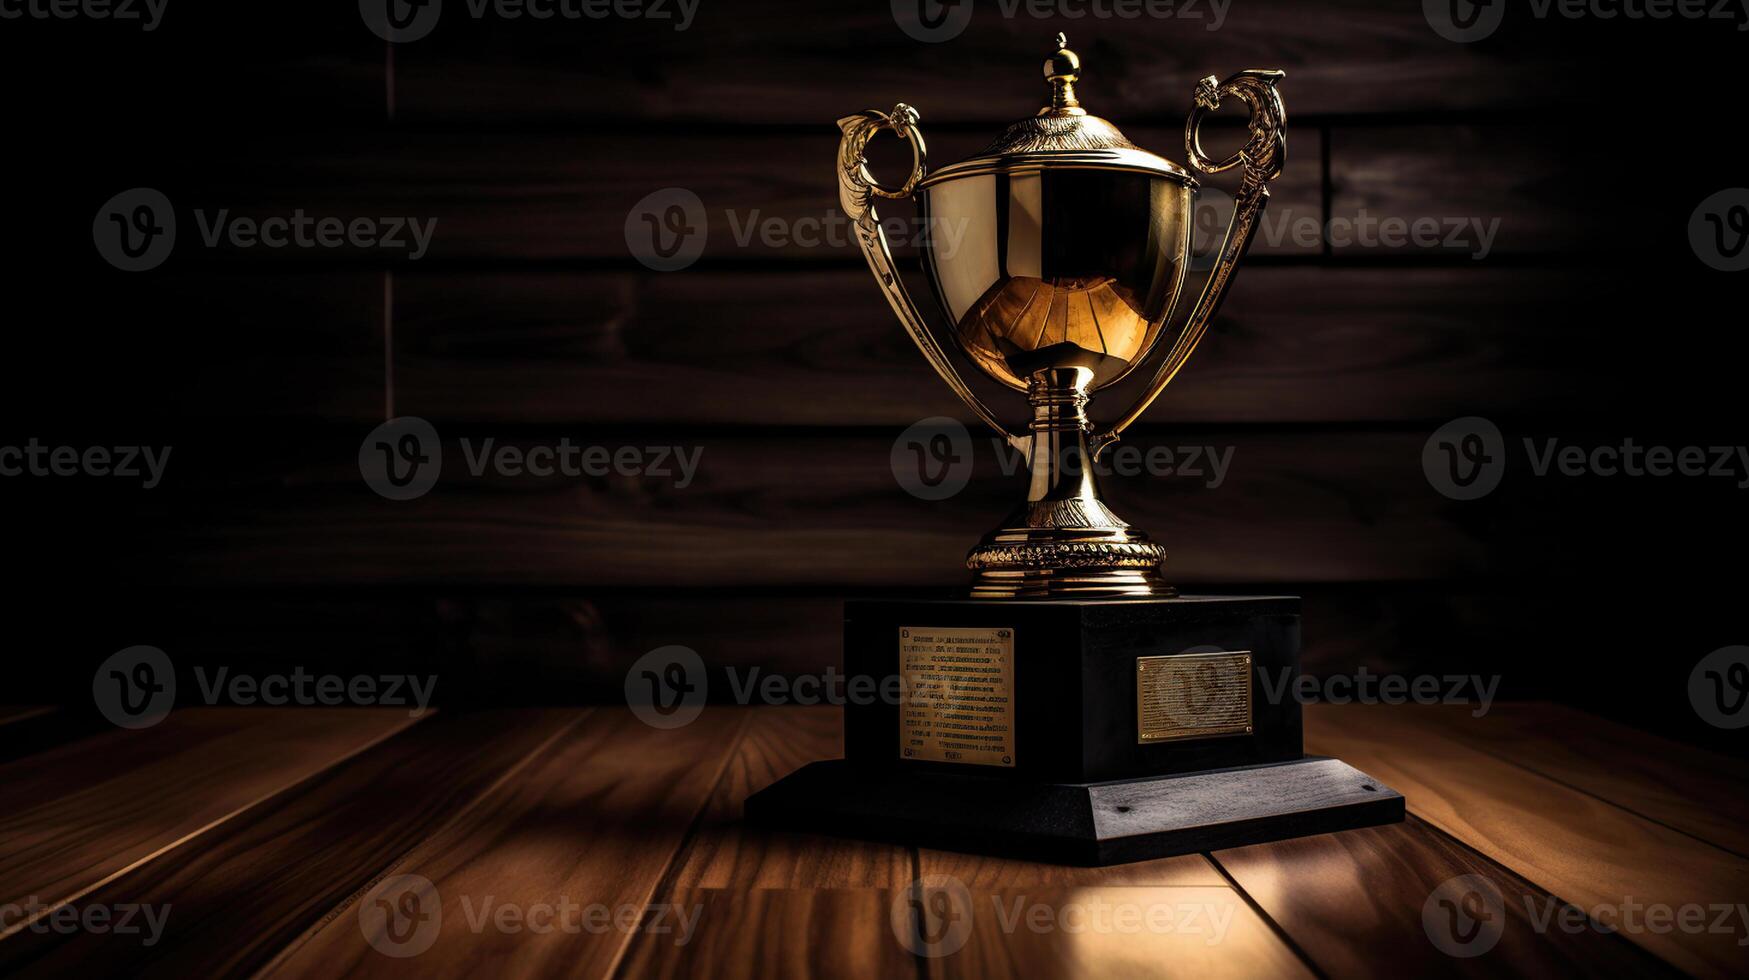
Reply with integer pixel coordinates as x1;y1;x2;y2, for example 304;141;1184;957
838;33;1285;599
748;37;1401;866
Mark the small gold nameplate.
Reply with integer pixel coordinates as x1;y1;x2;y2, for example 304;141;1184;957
899;626;1016;767
1137;652;1254;743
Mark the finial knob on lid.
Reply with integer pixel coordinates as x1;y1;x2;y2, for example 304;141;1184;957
1042;33;1084;114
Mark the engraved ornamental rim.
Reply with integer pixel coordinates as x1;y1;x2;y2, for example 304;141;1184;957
916;149;1197;190
914;33;1196;191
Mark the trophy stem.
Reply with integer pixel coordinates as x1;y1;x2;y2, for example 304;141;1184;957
966;368;1174;599
1024;368;1101;506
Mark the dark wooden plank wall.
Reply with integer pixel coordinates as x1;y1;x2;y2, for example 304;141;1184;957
2;1;1744;746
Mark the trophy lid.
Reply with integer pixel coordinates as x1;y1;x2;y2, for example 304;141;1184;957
917;34;1194;190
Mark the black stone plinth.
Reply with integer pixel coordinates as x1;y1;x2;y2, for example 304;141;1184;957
846;595;1302;783
747;594;1404;866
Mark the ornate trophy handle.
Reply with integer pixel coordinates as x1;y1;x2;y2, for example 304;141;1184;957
1091;70;1286;460
837;105;1027;452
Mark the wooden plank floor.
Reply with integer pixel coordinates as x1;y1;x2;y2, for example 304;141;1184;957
0;704;1731;978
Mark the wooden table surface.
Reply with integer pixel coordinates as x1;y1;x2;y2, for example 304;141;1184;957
0;703;1740;978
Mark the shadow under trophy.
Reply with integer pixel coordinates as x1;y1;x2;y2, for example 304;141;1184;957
748;35;1403;864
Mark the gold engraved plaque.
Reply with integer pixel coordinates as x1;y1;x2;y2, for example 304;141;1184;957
1137;651;1254;743
899;627;1016;767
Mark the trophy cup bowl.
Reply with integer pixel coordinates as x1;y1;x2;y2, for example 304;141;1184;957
839;35;1286;599
920;167;1190;394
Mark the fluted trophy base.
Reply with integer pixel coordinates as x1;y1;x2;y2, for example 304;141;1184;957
962;367;1178;600
966;526;1175;599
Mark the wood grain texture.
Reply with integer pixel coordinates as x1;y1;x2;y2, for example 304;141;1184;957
0;710;581;978
0;708;420;917
5;269;383;427
0;707;53;728
667;707;913;889
84;586;1589;713
921;885;1314;979
117;421;1744;591
1306;703;1749;977
122;429;1484;589
1413;702;1749;859
117;272;383;422
263;707;746;979
173;122;1604;265
390;265;1611;428
388;0;1572;122
1214;816;1677;978
185;127;1318;264
64;259;1623;430
919;849;1222;889
1327;125;1637;259
615;888;917;980
0;709;106;769
0;5;382;131
130;421;1749;594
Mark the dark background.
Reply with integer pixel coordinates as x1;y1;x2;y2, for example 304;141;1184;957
1;0;1744;750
